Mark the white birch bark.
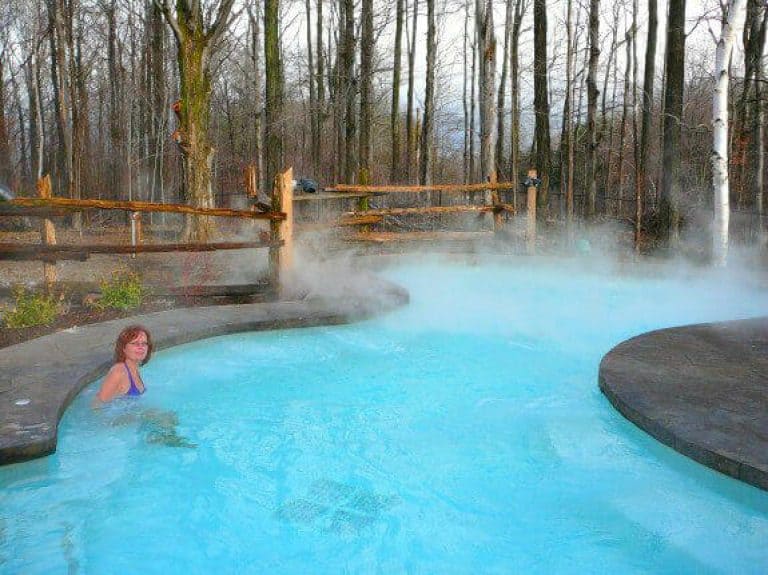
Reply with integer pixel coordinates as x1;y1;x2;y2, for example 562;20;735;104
711;0;747;266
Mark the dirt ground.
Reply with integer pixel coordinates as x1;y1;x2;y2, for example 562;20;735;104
0;225;273;348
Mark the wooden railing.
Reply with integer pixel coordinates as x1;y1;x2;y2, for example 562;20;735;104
0;169;295;295
300;172;539;251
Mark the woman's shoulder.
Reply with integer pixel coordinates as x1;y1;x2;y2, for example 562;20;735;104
107;362;128;375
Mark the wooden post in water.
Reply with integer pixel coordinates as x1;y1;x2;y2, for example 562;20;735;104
269;167;294;296
37;175;57;285
526;169;538;254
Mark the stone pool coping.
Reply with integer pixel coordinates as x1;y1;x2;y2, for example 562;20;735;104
599;316;768;491
0;275;409;465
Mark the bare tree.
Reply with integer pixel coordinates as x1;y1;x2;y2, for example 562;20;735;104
712;0;747;264
660;0;686;243
476;0;496;182
418;0;436;185
585;0;600;217
305;0;318;176
264;0;283;194
496;0;513;180
391;0;405;181
156;0;236;241
406;0;419;182
0;48;10;185
533;0;551;209
638;0;657;246
359;0;373;182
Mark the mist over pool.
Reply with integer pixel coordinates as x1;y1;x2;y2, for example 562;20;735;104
1;257;767;574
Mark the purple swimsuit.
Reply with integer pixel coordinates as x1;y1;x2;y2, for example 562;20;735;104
124;364;145;396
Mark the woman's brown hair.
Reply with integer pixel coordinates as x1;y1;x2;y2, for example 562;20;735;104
114;325;153;365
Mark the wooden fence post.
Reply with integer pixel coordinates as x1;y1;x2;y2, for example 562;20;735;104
244;164;259;198
37;175;57;285
489;171;503;233
269;167;294;296
130;211;142;258
526;169;538;254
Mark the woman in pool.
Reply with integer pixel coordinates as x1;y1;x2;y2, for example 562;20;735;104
96;325;152;403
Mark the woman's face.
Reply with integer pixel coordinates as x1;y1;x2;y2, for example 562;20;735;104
124;332;149;364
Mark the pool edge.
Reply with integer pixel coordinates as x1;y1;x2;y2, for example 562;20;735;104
0;275;409;466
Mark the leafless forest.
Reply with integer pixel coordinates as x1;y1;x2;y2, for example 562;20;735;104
0;0;765;244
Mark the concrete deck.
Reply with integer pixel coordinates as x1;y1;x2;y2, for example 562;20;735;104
599;317;768;491
0;274;408;465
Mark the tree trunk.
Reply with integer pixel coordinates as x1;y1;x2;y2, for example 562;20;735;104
0;55;10;185
660;0;686;243
264;0;284;196
533;0;551;210
585;0;600;218
49;0;74;210
419;0;436;185
463;0;470;184
391;0;405;181
247;6;264;196
149;1;166;207
509;0;525;208
496;0;514;180
476;0;496;182
712;0;747;265
158;0;236;241
469;15;477;183
11;70;29;184
106;0;124;202
638;0;657;246
406;0;419;183
359;0;374;181
616;25;632;216
305;0;318;176
26;50;44;182
343;0;357;183
734;0;763;208
561;0;573;230
316;0;325;165
754;12;767;240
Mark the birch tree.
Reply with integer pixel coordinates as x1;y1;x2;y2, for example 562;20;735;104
712;0;747;265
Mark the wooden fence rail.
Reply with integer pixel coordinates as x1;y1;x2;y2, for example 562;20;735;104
4;197;284;220
327;182;517;194
1;170;294;294
304;179;529;243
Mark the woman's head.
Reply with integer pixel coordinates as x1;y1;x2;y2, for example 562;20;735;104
114;325;153;365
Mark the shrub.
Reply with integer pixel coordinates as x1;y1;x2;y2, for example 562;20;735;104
2;287;62;328
95;272;144;311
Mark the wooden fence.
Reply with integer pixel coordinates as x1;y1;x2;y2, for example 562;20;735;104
0;169;295;296
297;170;539;253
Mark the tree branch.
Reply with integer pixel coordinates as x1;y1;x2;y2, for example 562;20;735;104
206;0;236;45
154;0;183;44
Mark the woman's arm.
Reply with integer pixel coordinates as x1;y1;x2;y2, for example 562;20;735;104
95;364;128;404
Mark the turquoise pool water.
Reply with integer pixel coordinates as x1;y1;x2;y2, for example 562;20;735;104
2;258;768;574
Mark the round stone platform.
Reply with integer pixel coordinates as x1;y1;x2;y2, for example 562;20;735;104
599;317;768;491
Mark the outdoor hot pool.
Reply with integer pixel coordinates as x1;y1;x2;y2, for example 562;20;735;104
1;257;768;573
